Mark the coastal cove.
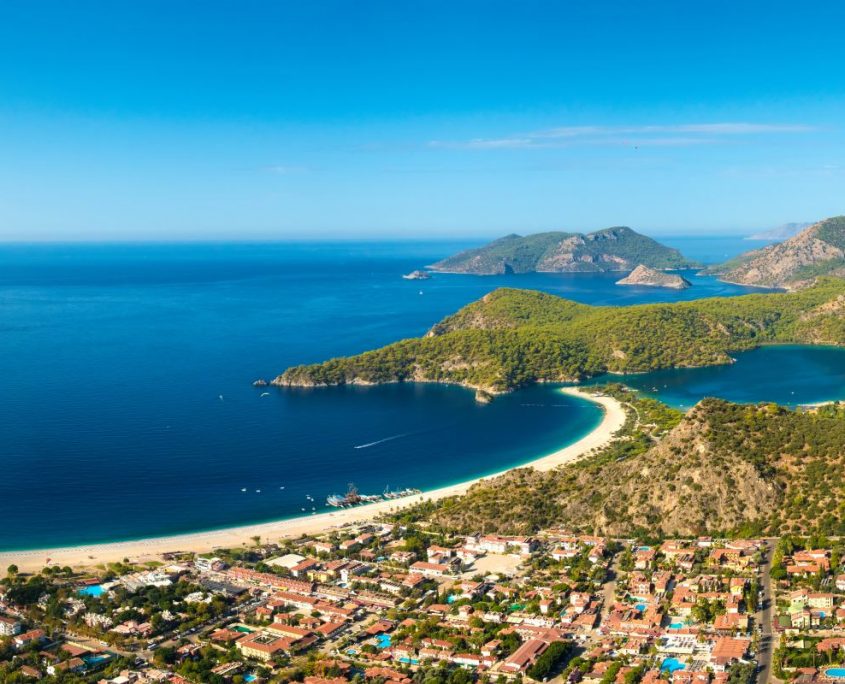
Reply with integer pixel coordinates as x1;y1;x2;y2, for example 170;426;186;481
0;388;625;571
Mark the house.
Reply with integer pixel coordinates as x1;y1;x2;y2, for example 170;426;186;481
291;558;320;578
711;637;750;670
194;556;226;572
0;615;22;636
13;629;45;649
312;541;335;555
47;658;86;676
634;548;657;569
808;593;835;610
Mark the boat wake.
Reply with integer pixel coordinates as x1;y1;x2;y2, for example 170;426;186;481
353;432;410;449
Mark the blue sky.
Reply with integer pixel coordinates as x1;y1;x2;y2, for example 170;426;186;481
1;1;844;241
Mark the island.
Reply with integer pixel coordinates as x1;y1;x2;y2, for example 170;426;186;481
275;277;845;393
615;264;691;289
402;269;431;280
713;215;845;289
428;225;696;275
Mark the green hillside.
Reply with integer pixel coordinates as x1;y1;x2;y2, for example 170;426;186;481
394;386;845;538
276;277;845;392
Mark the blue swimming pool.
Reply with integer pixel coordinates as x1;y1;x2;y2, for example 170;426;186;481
669;622;685;629
661;658;686;673
376;633;392;649
78;584;105;597
244;675;257;683
826;668;845;679
446;594;457;604
635;603;646;612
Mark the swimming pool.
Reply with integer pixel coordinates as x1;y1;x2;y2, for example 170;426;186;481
78;584;105;597
661;658;686;673
825;668;845;679
635;603;646;612
375;633;392;649
669;622;685;629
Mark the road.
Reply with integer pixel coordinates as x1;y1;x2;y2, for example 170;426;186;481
755;539;779;684
598;553;621;627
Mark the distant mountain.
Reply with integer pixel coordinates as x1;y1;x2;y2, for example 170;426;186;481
615;264;691;289
717;216;845;289
746;222;811;241
428;226;695;275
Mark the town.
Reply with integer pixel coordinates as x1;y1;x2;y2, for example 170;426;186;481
3;522;844;684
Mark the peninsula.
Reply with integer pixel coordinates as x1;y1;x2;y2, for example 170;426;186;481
428;226;695;275
276;277;845;393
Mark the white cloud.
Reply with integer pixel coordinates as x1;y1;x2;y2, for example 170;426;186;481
264;164;307;174
432;122;816;150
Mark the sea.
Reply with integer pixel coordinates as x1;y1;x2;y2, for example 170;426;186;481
2;235;844;550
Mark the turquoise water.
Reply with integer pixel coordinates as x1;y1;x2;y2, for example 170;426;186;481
0;239;822;550
583;345;845;409
661;658;686;673
79;585;105;597
826;669;845;678
669;622;684;629
635;603;646;612
446;595;457;604
375;633;392;649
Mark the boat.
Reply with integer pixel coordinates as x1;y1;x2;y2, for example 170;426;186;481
326;483;421;508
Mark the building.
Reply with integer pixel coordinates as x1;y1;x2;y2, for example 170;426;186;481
194;556;226;572
237;632;292;662
502;638;549;673
0;615;22;636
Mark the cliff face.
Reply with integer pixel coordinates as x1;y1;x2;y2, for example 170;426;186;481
429;227;694;275
719;216;845;289
616;264;691;289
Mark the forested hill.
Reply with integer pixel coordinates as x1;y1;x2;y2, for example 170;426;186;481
275;278;845;393
394;387;845;538
428;226;694;275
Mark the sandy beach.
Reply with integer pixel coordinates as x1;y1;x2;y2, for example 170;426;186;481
0;388;625;575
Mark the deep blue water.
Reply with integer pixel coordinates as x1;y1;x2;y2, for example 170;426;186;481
583;345;845;409
0;236;834;550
